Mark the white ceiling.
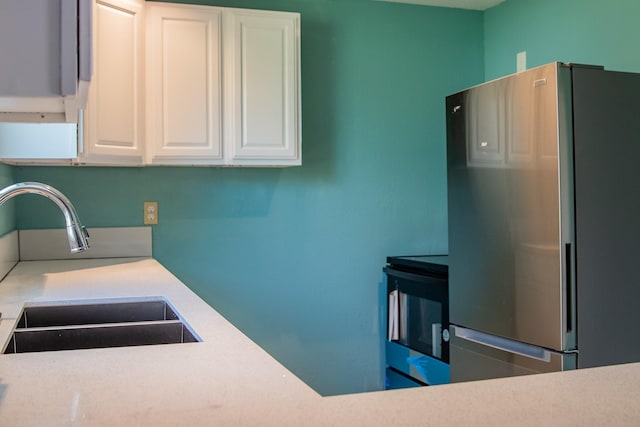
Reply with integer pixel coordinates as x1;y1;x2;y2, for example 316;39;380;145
377;0;507;10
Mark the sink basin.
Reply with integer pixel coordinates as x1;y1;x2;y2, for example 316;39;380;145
3;298;201;354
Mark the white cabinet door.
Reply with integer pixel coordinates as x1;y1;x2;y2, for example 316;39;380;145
225;10;301;166
145;3;223;165
80;0;145;165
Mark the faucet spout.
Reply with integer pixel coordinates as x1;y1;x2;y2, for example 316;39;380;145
0;182;90;253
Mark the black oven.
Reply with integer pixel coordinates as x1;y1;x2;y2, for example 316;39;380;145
384;255;449;388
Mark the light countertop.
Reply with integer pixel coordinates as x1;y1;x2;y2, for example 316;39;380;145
1;257;639;426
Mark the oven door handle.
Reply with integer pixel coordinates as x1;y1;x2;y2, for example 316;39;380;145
387;290;399;341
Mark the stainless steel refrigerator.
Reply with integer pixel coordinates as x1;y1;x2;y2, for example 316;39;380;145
446;62;640;383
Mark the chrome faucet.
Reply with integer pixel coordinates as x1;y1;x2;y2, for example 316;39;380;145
0;182;89;253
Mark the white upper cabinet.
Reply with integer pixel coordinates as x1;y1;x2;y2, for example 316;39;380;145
0;1;301;167
225;10;301;166
0;123;77;162
145;3;224;165
80;0;145;165
146;3;301;166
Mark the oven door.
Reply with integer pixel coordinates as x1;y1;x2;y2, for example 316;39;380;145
385;267;449;363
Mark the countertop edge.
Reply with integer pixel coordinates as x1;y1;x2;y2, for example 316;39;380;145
0;258;639;425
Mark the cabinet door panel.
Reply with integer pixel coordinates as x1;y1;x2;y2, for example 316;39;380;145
146;4;222;164
163;20;210;146
227;11;300;164
82;0;144;164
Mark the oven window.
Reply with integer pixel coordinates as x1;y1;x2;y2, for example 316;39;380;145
398;292;443;359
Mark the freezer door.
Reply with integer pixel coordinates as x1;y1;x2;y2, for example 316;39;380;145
450;326;576;383
446;62;574;351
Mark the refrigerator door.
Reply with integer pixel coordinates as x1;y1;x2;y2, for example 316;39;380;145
572;66;640;367
446;62;574;352
450;326;576;383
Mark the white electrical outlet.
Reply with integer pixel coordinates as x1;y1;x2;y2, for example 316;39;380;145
517;51;527;72
144;202;158;225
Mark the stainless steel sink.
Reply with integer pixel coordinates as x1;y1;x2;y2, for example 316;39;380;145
3;298;201;354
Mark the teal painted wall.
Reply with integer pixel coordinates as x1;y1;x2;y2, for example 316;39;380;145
0;164;16;235
13;0;484;395
484;0;640;79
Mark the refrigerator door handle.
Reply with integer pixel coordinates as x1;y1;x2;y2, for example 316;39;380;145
453;326;552;363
